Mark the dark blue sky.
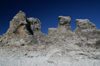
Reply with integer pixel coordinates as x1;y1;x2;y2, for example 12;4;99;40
0;0;100;35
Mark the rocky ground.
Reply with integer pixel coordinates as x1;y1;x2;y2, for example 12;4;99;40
0;41;100;66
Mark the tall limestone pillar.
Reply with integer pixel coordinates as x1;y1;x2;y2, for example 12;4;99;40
57;16;72;33
48;16;72;38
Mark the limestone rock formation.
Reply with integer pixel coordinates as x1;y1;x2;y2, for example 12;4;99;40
58;16;72;32
0;11;100;66
48;16;73;38
0;11;100;49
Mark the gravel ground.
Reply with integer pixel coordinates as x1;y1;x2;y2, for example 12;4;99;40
0;46;100;66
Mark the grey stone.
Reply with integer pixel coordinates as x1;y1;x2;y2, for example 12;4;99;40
1;11;100;66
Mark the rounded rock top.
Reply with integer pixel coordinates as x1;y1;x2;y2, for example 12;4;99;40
75;19;90;23
58;16;71;23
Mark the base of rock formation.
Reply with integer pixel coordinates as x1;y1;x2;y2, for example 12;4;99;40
0;40;100;66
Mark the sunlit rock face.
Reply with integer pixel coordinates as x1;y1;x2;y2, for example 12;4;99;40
6;10;31;35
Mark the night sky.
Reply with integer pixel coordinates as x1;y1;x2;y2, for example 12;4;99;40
0;0;100;35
